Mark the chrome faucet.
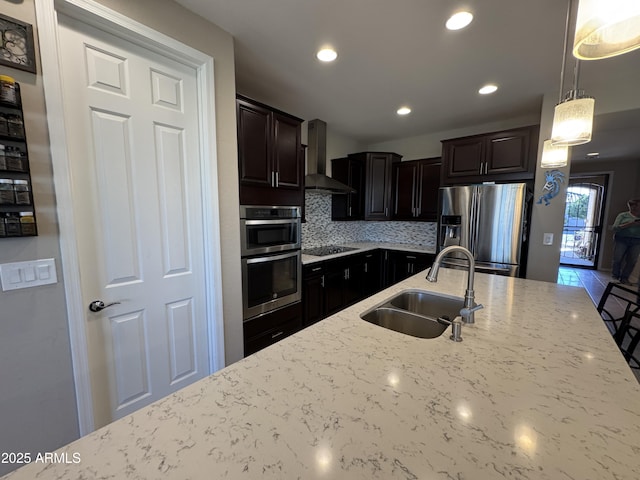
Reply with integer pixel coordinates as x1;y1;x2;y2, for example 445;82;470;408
426;246;484;325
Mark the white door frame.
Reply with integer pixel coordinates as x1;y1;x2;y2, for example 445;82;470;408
35;0;225;435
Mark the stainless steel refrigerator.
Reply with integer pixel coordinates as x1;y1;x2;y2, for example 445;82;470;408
438;183;529;277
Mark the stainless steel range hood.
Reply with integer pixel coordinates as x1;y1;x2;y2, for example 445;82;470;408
305;119;355;194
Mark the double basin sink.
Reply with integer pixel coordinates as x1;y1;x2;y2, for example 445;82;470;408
360;289;466;339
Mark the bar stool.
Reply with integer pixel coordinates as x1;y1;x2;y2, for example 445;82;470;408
596;282;640;336
614;308;640;370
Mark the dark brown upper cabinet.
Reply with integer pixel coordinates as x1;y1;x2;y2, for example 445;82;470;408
441;125;539;185
331;156;365;220
331;152;401;221
236;95;303;206
392;157;441;222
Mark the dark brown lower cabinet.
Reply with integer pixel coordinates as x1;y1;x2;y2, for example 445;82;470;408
302;251;383;327
382;250;435;287
243;302;302;356
303;249;433;327
361;251;381;297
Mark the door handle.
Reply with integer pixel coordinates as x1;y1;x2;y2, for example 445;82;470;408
88;300;121;312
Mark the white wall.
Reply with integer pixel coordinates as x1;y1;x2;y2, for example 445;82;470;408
367;114;541;161
0;1;242;475
0;2;79;476
300;120;366;176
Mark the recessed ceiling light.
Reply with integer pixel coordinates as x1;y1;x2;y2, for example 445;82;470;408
479;84;498;95
397;106;411;115
316;48;337;62
446;11;473;30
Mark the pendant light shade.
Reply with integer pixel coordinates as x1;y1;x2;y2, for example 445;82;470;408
541;140;569;168
548;0;596;150
573;0;640;60
551;90;595;146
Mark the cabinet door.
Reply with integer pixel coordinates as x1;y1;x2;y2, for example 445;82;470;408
331;158;364;220
415;159;441;221
361;251;381;296
323;267;346;317
343;263;362;307
273;112;302;189
237;99;272;188
387;251;434;285
347;159;365;219
485;128;531;175
389;253;412;284
365;153;395;220
443;137;484;179
393;162;417;219
302;269;325;327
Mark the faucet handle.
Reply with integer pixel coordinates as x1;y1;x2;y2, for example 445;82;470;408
461;304;484;314
460;304;483;324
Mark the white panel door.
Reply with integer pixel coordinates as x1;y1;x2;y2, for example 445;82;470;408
57;14;209;428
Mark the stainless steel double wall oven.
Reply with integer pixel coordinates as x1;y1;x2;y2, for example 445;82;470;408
240;205;301;320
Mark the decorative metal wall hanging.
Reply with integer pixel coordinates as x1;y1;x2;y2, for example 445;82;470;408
537;169;566;206
0;13;36;74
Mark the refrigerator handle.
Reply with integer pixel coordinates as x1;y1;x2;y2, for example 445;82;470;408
469;188;478;254
474;188;482;254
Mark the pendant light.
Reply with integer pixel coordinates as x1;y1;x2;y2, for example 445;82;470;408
550;0;595;147
574;0;640;60
541;139;569;168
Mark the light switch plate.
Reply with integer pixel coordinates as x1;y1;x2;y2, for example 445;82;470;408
543;233;554;245
0;258;57;291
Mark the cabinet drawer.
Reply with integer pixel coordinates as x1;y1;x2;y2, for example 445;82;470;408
244;316;301;356
243;301;301;340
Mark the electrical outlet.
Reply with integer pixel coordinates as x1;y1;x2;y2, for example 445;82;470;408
543;233;554;245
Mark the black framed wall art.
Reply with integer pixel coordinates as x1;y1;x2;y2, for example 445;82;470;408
0;13;36;74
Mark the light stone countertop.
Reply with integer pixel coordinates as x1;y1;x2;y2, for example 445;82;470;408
302;241;436;265
5;268;640;479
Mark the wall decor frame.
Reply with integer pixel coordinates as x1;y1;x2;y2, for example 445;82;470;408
0;13;36;73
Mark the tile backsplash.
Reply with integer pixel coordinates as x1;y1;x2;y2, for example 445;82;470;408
302;192;437;248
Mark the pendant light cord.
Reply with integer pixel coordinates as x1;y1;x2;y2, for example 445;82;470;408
558;0;572;104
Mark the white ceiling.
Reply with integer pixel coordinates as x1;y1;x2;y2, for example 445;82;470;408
175;0;640;162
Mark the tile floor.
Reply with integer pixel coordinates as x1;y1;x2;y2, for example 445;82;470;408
557;267;614;306
558;266;640;382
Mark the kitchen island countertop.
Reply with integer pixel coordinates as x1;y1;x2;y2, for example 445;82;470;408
4;268;640;479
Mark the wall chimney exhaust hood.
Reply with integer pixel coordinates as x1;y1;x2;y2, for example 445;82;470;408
305;119;355;194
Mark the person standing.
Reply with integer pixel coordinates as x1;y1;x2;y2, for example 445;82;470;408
611;198;640;285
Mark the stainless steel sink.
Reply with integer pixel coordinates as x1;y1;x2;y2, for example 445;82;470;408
360;289;465;339
360;307;448;339
388;290;466;320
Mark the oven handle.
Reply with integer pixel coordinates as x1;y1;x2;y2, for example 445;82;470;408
242;219;300;226
244;250;300;265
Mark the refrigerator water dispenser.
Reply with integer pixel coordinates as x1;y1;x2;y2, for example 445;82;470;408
440;215;462;247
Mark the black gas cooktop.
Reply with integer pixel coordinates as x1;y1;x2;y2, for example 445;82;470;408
302;245;359;257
